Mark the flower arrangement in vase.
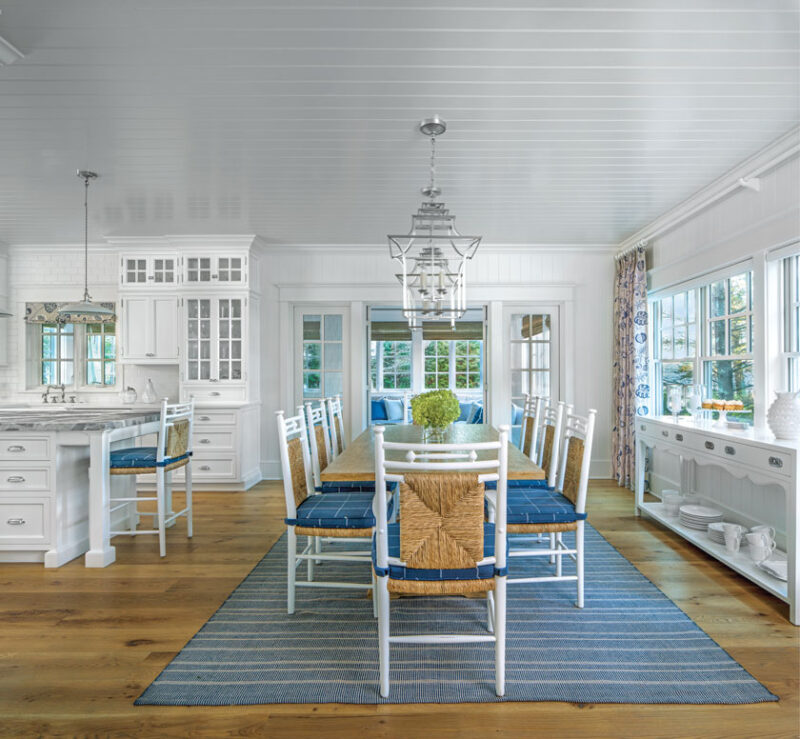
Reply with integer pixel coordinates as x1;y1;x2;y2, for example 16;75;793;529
410;389;461;442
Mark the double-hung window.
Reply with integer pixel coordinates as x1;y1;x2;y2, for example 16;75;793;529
651;269;754;421
781;253;800;391
37;322;117;388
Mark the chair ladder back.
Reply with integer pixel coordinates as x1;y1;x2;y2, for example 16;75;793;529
539;401;567;487
156;398;195;463
520;394;545;460
373;427;510;576
326;395;345;458
275;410;314;517
556;408;597;514
304;400;331;488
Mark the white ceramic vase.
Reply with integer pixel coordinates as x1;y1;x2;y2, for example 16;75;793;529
767;391;800;440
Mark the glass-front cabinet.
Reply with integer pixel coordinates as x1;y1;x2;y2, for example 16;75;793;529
120;254;178;287
183;296;246;385
184;254;247;286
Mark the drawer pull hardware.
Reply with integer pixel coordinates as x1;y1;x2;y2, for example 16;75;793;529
704;441;715;450
199;416;211;421
6;476;25;483
640;424;646;431
6;518;25;526
675;433;683;441
200;465;211;471
210;391;220;396
145;352;155;357
724;446;735;456
661;430;668;437
200;438;211;444
6;445;25;453
769;456;783;469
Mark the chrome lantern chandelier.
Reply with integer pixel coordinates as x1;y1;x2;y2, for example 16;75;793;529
387;117;481;328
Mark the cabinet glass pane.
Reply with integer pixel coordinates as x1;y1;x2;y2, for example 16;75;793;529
216;299;243;383
186;298;212;381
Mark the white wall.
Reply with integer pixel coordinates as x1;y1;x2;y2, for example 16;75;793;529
258;245;615;479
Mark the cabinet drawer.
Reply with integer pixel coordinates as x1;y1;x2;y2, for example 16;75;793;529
184;386;247;403
0;438;50;461
179;455;236;480
0;498;49;544
713;442;792;477
0;467;50;491
195;410;237;426
192;430;235;451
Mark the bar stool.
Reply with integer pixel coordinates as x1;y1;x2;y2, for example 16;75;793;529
108;398;194;557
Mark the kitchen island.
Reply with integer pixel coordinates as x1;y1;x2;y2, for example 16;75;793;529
0;407;160;567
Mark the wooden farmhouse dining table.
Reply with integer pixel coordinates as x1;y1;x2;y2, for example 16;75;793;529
321;423;546;482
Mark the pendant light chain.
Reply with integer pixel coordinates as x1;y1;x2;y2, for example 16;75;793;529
428;135;437;196
82;172;90;302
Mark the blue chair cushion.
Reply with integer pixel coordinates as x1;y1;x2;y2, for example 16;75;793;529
109;446;189;470
373;522;499;580
286;491;394;529
371;398;388;421
511;403;523;426
383;398;405;421
501;488;587;525
485;479;550;490
320;480;376;493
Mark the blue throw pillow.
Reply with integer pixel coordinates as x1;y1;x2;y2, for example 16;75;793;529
511;403;523;426
371;398;388;421
383;398;404;421
457;402;472;422
467;402;483;424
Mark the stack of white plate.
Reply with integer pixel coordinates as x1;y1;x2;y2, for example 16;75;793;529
679;504;724;531
706;521;748;546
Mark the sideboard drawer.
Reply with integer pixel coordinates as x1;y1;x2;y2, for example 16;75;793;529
184;386;247;404
732;444;792;477
173;455;237;481
0;438;50;461
0;467;50;492
0;498;49;544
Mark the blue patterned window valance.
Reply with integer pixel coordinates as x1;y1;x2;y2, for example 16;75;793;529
24;301;116;324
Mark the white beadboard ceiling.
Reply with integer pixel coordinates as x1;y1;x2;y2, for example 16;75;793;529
0;0;797;246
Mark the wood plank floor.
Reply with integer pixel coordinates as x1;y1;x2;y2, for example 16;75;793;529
1;480;797;739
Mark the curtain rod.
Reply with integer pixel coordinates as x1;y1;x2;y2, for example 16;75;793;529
613;140;800;261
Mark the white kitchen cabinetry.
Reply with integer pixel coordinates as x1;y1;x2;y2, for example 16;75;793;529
120;253;179;287
635;416;799;624
119;295;179;364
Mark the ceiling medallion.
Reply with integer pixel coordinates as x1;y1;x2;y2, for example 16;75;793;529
387;117;481;328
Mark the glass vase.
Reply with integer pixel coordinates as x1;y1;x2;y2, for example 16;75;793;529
422;425;448;443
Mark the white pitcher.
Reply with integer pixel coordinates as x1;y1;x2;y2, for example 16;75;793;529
767;391;800;440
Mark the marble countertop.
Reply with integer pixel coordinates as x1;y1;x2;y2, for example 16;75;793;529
0;407;161;432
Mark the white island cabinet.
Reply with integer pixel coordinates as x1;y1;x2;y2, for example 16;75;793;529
0;408;160;567
635;416;799;624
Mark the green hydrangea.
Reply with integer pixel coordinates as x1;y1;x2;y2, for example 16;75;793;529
410;389;461;428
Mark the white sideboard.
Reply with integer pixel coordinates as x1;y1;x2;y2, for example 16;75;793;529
635;416;798;625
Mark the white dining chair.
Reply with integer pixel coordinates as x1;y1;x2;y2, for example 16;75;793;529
107;398;194;557
276;409;380;614
488;408;596;607
520;394;546;463
373;425;509;698
326;395;346;459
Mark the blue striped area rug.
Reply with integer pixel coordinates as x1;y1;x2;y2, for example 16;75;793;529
136;525;777;705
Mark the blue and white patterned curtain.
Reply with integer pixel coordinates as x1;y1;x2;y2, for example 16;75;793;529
612;246;649;488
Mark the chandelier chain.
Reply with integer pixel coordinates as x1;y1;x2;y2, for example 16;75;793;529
428;135;436;195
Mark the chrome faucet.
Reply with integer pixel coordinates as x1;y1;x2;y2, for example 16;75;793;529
42;384;66;403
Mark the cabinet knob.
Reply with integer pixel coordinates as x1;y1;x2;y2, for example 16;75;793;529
6;445;25;453
6;476;24;483
6;518;25;526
